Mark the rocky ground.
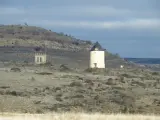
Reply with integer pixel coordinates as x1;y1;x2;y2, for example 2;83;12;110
0;64;160;114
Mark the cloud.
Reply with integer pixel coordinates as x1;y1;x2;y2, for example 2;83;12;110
0;5;158;18
1;4;160;30
21;18;160;30
0;6;131;17
57;6;132;17
0;7;25;15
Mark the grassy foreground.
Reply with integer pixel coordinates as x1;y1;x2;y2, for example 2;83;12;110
0;113;159;120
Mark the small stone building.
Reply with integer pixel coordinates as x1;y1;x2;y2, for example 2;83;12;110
90;42;105;68
34;47;47;64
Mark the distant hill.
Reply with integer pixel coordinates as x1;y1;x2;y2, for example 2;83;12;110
0;24;93;51
125;58;160;65
0;24;136;69
0;24;122;58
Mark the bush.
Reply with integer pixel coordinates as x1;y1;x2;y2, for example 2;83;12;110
106;78;116;85
10;67;21;72
0;35;4;38
45;62;53;66
85;68;106;73
72;41;80;45
71;94;84;99
131;81;146;88
55;87;61;91
60;64;70;72
36;72;52;75
120;73;132;78
152;72;159;75
24;60;29;64
31;77;36;81
0;90;5;95
40;62;53;67
10;91;17;96
5;90;23;96
85;40;92;44
0;86;10;89
36;109;43;113
69;82;83;87
85;68;93;72
84;79;94;86
56;97;63;102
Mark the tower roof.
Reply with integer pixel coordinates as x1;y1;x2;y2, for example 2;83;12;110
90;41;105;51
34;47;45;53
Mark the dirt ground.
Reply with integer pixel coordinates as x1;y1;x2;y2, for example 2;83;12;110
0;64;160;114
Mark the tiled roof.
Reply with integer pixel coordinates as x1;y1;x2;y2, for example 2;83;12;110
34;47;45;52
90;41;104;51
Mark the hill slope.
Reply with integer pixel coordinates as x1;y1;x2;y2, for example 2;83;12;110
0;24;92;51
0;24;135;69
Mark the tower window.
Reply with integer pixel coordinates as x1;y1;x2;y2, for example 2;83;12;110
37;57;39;62
40;57;42;62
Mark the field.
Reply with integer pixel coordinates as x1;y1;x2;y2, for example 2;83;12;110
0;113;160;120
0;62;160;114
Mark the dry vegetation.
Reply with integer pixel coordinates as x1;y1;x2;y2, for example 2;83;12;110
0;64;160;115
0;24;93;51
0;113;160;120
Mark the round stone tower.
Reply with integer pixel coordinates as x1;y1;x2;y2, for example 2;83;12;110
90;42;105;68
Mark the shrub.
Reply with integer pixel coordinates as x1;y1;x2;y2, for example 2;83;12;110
70;82;83;87
31;77;36;81
10;67;21;72
7;91;17;96
71;95;84;99
121;73;131;78
56;97;63;102
85;68;93;73
45;62;53;66
106;78;116;85
0;35;4;38
55;87;61;91
72;41;80;45
56;93;62;97
24;60;29;64
60;64;70;72
113;86;125;90
36;109;43;113
36;72;52;75
84;79;94;86
0;90;5;95
131;81;146;88
85;68;105;73
85;40;92;44
0;86;10;89
40;62;53;67
152;72;159;75
120;76;125;83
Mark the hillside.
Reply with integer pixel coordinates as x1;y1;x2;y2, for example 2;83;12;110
0;24;93;51
0;24;138;69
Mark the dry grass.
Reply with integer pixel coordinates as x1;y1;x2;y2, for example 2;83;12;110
0;113;159;120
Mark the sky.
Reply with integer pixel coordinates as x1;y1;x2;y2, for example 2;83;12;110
0;0;160;58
